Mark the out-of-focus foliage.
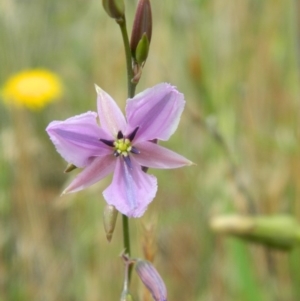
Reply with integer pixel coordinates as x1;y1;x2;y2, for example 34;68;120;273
0;0;299;300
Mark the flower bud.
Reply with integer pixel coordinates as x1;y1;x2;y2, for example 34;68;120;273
135;259;167;301
64;163;77;173
135;33;150;65
103;204;118;242
130;0;152;64
210;214;300;251
102;0;124;20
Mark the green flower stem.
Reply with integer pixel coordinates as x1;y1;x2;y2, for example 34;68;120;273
122;213;131;256
117;16;137;283
117;17;137;98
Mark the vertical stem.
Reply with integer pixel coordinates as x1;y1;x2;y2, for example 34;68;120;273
118;17;137;98
117;16;138;283
122;214;131;256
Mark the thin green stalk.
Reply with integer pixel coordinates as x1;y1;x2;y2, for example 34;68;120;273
122;214;131;256
117;16;138;283
117;17;137;98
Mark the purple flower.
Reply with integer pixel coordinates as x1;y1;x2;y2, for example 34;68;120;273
46;83;192;217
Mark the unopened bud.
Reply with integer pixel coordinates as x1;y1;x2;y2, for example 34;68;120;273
130;0;152;64
211;214;300;251
135;259;167;301
103;204;118;242
64;163;77;173
102;0;124;20
135;33;150;65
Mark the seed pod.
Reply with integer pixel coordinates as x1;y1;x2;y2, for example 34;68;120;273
135;259;167;301
103;204;118;242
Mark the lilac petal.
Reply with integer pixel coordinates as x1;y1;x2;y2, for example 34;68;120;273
126;83;185;142
46;112;112;167
95;85;126;137
103;157;157;218
63;155;116;194
134;141;193;169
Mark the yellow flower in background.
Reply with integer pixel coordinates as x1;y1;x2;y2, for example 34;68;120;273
1;69;62;110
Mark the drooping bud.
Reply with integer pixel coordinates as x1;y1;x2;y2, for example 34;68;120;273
135;259;167;301
64;163;77;173
210;214;300;251
103;204;119;242
102;0;125;20
130;0;152;64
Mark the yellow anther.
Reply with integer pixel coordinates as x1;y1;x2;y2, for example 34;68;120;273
119;142;127;151
114;137;132;156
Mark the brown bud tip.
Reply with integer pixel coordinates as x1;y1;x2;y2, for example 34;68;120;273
130;0;152;61
135;259;167;301
103;205;119;242
102;0;124;19
64;163;77;173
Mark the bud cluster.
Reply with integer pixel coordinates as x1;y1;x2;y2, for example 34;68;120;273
130;0;152;83
130;0;152;65
102;0;152;83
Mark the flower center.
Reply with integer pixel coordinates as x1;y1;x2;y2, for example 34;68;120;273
114;138;132;157
99;127;140;169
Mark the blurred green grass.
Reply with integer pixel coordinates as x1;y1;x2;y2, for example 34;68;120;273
0;0;300;300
